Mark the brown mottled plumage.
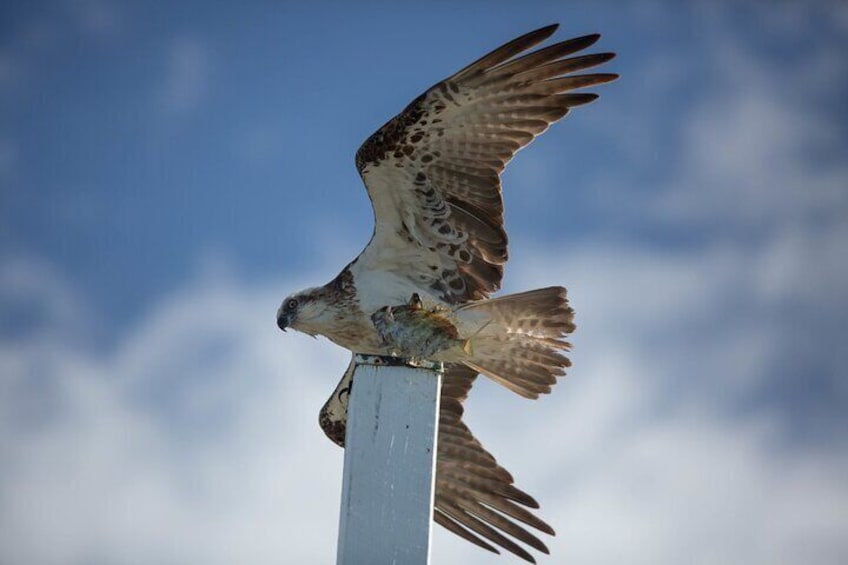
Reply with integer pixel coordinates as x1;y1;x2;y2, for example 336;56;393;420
278;24;617;562
351;26;615;306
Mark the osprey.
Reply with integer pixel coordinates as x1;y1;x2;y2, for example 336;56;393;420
277;24;616;562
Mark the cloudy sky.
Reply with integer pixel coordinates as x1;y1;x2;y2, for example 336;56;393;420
2;1;847;564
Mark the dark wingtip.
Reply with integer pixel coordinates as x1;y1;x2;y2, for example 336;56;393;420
596;52;617;64
574;32;601;49
535;23;560;37
539;522;556;537
509;23;561;49
562;92;600;106
523;493;541;509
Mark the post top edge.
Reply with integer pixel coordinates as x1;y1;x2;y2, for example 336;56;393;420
353;354;444;373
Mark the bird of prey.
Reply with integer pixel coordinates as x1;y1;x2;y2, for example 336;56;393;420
277;24;616;562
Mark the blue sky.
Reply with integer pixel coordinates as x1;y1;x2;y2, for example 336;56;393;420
2;1;847;564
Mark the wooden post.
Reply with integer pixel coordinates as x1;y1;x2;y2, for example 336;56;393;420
337;355;443;565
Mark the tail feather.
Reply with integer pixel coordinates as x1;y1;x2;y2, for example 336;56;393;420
459;286;575;399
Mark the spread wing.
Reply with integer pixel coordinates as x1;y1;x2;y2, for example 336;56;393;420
320;359;554;563
435;363;554;563
351;24;616;304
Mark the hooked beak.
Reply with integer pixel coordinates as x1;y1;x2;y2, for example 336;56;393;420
277;310;291;332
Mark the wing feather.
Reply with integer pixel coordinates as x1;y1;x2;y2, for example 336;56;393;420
452;24;560;81
491;33;602;75
351;25;617;304
434;509;501;555
434;498;540;563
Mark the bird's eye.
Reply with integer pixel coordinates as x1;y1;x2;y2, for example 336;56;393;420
286;298;298;311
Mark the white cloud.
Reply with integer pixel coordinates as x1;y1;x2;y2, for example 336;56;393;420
658;81;847;229
0;264;348;565
0;255;94;342
652;18;848;231
1;233;846;565
433;236;848;564
564;4;848;239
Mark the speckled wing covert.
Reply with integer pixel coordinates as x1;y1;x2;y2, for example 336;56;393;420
350;23;616;304
320;359;555;563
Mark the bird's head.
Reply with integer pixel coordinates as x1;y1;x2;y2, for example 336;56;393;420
276;288;331;336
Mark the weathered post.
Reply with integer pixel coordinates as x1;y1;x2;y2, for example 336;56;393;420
337;354;443;565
